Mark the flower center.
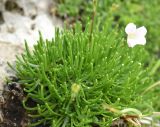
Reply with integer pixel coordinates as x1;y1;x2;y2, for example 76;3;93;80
128;33;136;39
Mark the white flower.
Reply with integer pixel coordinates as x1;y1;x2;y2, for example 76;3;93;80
125;23;147;48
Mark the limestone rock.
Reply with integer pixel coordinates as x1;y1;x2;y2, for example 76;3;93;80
0;42;23;91
0;0;63;46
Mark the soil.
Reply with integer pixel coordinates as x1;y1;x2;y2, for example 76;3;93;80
0;77;28;127
0;76;51;127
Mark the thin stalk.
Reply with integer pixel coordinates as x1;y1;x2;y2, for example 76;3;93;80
150;59;160;76
89;0;97;43
142;80;160;94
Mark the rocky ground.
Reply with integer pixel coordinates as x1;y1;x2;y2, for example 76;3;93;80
0;42;24;126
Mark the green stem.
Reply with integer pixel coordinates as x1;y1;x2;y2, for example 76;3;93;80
120;108;142;117
142;80;160;94
89;0;97;43
150;59;160;76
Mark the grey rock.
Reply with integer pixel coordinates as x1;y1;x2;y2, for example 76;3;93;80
0;42;23;91
0;0;63;46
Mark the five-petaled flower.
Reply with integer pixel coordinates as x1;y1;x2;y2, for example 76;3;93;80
125;23;147;48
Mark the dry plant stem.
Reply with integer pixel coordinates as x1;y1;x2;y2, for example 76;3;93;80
153;112;160;116
0;113;3;123
125;118;141;127
103;103;143;126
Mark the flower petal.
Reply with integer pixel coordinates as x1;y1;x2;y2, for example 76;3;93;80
127;36;146;47
125;23;136;34
136;36;146;45
136;26;147;36
127;38;137;48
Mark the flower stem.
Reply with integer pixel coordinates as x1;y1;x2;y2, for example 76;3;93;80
89;0;97;43
142;80;160;94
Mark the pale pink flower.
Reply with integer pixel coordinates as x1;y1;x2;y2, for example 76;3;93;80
125;23;147;48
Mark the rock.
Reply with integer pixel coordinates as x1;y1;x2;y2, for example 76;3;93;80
0;0;63;46
32;14;55;42
0;42;23;91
